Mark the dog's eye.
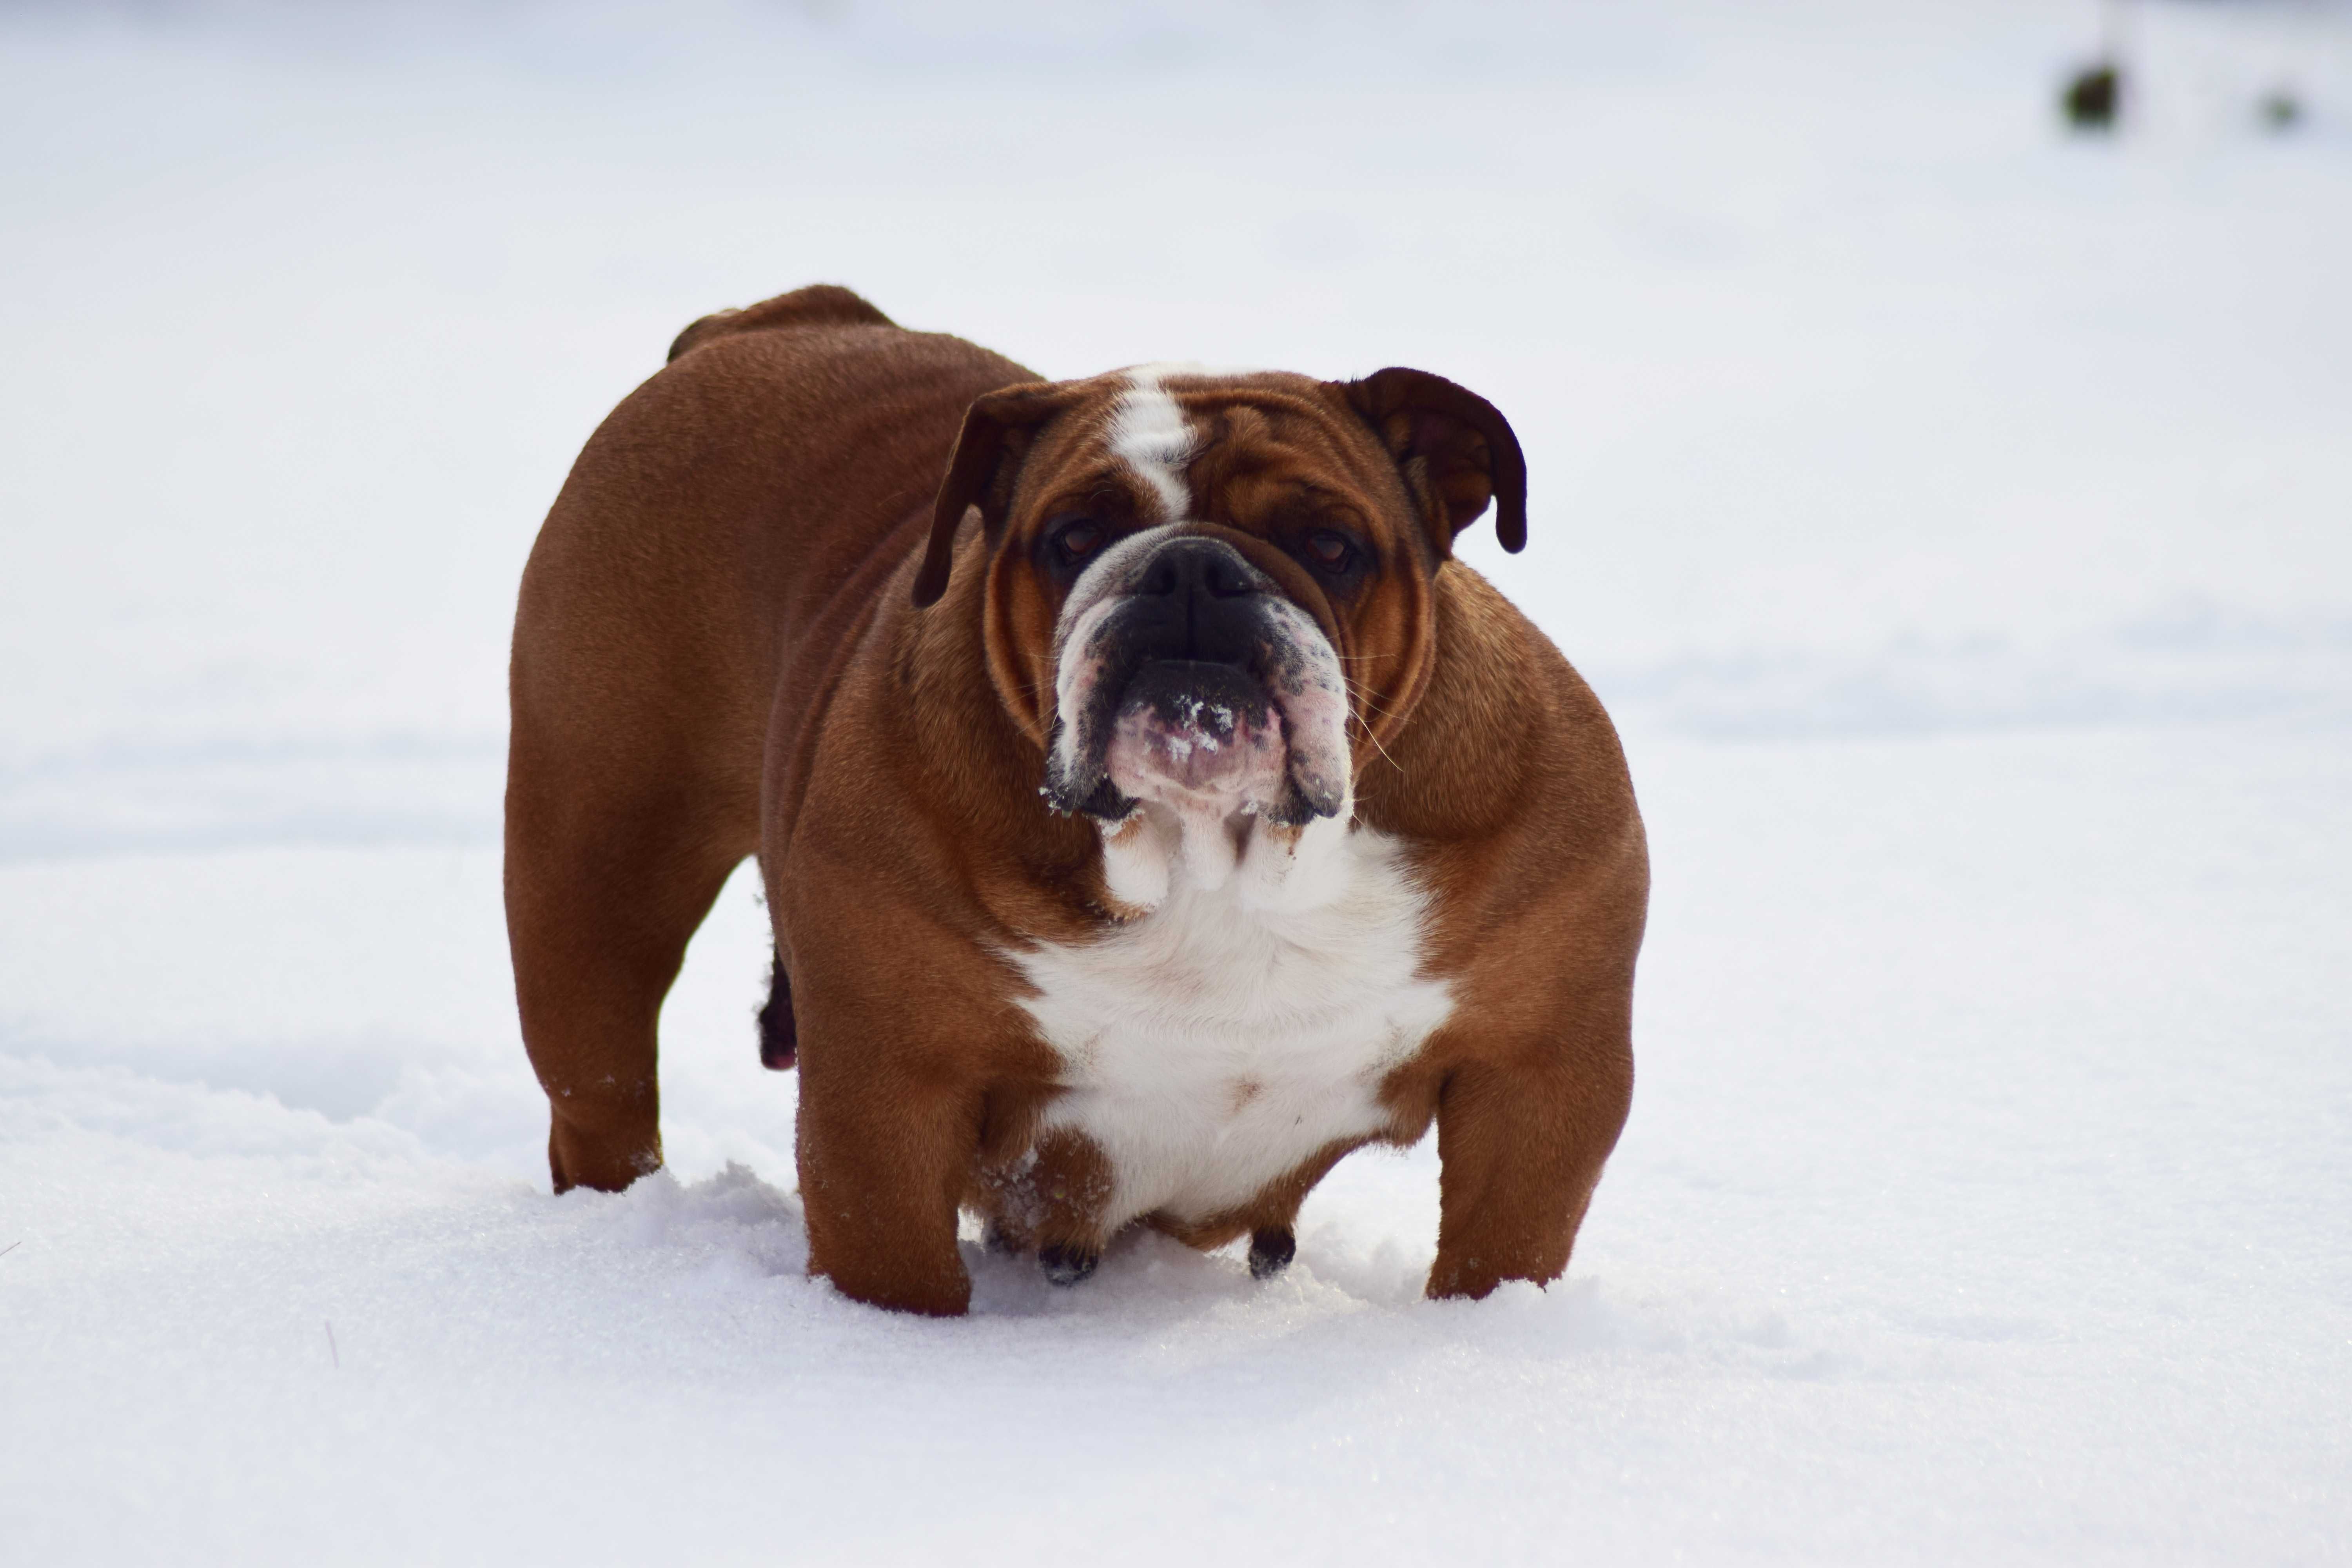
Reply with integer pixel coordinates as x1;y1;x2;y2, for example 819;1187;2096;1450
1051;520;1106;564
1305;529;1358;573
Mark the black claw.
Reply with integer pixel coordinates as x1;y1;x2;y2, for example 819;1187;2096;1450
1248;1226;1296;1281
1040;1243;1098;1287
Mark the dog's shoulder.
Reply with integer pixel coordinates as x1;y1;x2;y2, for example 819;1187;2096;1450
666;283;898;363
1364;563;1646;934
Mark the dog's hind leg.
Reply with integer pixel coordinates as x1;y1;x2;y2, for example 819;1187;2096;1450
505;720;750;1194
505;393;771;1194
506;310;929;1196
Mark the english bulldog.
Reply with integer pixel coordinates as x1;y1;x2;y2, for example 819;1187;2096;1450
506;285;1646;1315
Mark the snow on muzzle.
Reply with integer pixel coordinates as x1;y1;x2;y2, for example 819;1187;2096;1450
1043;530;1349;827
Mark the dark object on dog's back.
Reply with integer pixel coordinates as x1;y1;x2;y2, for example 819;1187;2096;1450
2064;62;2121;130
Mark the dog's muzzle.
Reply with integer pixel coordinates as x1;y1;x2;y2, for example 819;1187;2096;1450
1044;534;1349;827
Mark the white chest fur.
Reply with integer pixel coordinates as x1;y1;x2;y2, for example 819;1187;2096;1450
1012;816;1455;1230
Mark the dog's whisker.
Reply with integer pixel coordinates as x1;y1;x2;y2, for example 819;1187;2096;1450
1342;677;1406;774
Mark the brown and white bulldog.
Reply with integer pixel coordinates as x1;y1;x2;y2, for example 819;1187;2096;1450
506;285;1646;1315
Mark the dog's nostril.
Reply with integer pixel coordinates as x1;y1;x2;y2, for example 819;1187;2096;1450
1201;558;1252;599
1138;544;1254;601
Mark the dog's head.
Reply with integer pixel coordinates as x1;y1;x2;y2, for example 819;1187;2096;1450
913;364;1524;902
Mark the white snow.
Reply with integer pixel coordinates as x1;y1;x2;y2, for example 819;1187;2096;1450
4;1;2350;1563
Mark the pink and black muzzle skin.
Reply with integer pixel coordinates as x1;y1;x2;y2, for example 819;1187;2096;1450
1043;528;1352;831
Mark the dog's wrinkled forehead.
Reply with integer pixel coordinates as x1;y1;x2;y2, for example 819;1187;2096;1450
915;355;1522;615
1049;367;1343;661
1051;362;1383;539
1038;365;1389;666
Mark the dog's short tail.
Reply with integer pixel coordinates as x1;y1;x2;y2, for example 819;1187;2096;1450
667;283;897;363
757;950;797;1071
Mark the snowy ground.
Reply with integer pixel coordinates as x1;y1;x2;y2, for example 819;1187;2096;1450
4;2;2350;1562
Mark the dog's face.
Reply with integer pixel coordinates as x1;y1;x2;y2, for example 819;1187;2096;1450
914;364;1524;898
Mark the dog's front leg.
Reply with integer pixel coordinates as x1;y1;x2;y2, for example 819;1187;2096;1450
1426;1040;1632;1301
795;1052;980;1316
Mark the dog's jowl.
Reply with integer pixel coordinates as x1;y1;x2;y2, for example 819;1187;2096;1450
506;285;1647;1315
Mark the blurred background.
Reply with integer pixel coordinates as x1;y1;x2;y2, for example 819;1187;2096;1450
7;0;2348;840
5;0;2350;1174
6;4;2351;1560
3;0;2347;1180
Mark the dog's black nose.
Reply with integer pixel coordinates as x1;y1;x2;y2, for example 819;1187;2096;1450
1136;539;1256;602
1130;539;1262;663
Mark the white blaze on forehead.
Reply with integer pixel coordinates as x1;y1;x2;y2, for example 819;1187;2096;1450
1107;369;1195;522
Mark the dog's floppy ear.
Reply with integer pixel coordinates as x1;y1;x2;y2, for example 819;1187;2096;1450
913;381;1074;608
1332;367;1527;557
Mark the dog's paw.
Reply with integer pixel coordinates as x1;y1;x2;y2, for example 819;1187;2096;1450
1247;1227;1296;1281
1039;1243;1099;1287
